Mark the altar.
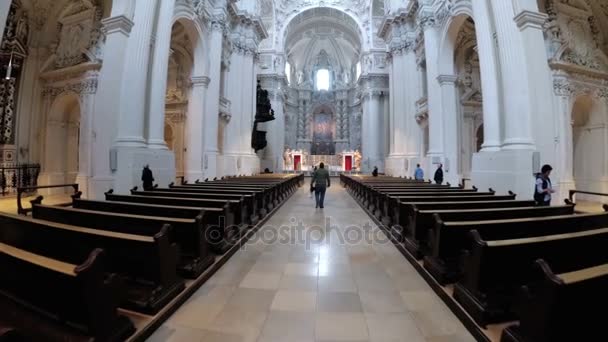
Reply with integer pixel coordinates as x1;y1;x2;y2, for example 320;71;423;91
283;149;362;172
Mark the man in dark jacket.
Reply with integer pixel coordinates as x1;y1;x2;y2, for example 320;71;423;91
534;164;554;206
372;166;378;177
433;164;443;184
311;163;330;208
142;165;154;191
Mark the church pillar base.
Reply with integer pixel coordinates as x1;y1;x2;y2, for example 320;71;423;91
88;176;115;200
471;149;536;199
111;147;175;195
222;153;260;177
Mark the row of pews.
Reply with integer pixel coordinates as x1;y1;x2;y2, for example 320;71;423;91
0;174;303;342
341;174;608;342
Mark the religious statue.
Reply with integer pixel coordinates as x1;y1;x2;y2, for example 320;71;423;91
354;149;362;170
283;148;292;169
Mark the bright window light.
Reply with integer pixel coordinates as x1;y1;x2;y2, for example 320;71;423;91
356;62;361;81
316;69;329;91
285;62;291;84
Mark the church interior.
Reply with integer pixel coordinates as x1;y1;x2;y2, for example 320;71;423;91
0;0;608;341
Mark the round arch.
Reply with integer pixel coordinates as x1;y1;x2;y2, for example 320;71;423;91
278;6;366;52
41;92;81;191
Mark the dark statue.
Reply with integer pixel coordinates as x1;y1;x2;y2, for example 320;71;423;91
251;80;276;152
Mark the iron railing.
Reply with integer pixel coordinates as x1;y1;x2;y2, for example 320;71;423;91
0;163;40;196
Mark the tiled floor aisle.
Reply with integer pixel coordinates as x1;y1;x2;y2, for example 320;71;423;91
148;182;475;342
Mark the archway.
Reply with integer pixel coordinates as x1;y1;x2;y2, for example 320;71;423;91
41;93;81;193
165;19;202;180
311;105;336;155
440;14;484;179
572;95;608;201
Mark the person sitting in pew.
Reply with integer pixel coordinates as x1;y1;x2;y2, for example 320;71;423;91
534;164;554;206
414;164;424;181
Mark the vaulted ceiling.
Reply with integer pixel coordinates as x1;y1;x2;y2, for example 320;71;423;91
284;7;362;74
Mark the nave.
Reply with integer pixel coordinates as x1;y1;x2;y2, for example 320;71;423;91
148;182;473;342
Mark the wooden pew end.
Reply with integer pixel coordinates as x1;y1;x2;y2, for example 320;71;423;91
508;190;515;196
472;185;478;191
153;184;159;189
564;198;575;206
603;204;608;212
71;191;83;200
131;186;138;193
169;182;174;187
446;182;451;187
105;189;114;195
30;196;44;206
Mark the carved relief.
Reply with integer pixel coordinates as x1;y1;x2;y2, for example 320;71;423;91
53;3;103;69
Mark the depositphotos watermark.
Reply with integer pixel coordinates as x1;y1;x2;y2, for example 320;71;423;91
205;216;399;250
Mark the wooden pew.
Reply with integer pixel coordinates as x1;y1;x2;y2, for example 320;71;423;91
32;199;215;278
453;225;608;326
387;194;517;229
423;205;578;284
0;244;135;341
0;213;183;314
143;187;267;221
131;189;260;226
501;259;608;342
397;200;539;256
373;190;495;222
105;191;243;247
172;183;283;207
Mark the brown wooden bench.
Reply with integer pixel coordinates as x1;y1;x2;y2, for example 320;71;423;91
422;206;580;284
395;200;537;255
32;199;215;278
0;244;134;341
145;187;268;220
501;259;608;342
0;213;183;314
105;191;242;251
453;225;608;326
131;188;260;225
172;183;282;208
386;194;517;229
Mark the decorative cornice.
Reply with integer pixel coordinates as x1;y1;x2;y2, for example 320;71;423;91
101;15;134;36
191;76;211;88
514;10;548;31
437;74;458;85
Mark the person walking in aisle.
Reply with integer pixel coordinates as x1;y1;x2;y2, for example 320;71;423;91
311;162;330;208
433;163;444;184
372;166;378;177
310;166;317;198
414;164;424;181
534;164;555;206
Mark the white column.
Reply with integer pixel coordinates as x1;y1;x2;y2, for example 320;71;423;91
89;5;135;198
490;0;536;149
554;91;575;201
0;0;10;43
223;53;243;155
362;91;383;172
438;75;460;184
241;52;256;156
202;18;224;178
388;57;396;156
114;0;158;147
267;88;285;172
185;76;209;181
75;93;95;197
422;24;444;158
471;0;501;151
404;50;420;157
147;0;176;149
392;52;407;156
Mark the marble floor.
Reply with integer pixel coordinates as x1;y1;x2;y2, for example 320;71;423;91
148;182;474;342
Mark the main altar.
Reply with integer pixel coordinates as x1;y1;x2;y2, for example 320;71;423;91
283;148;361;172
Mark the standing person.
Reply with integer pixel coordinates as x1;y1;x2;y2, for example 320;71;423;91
311;162;330;208
534;164;555;206
372;166;378;177
433;163;444;184
414;164;424;181
141;165;154;191
310;166;317;198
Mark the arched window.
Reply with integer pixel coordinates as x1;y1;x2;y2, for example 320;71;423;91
316;69;330;91
355;62;361;81
285;62;291;85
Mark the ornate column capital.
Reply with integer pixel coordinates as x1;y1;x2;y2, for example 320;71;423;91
210;12;228;32
514;10;548;31
191;76;211;88
101;15;134;36
553;78;573;97
437;74;458;85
